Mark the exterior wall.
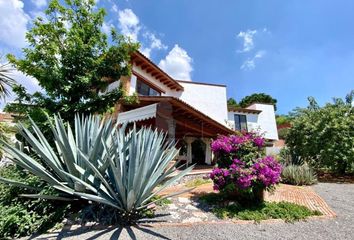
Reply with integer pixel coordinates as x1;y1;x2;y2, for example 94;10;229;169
227;111;259;131
249;104;278;140
129;64;228;125
174;82;228;125
227;103;278;140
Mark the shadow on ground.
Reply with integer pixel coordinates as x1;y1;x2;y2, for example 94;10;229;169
28;224;172;240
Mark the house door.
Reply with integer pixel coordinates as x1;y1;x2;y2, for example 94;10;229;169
192;139;206;164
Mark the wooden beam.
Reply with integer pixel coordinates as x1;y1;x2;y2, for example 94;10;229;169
174;119;214;137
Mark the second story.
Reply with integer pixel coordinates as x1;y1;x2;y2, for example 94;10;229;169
227;103;279;141
111;51;229;125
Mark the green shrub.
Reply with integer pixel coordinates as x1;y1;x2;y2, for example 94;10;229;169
277;128;289;140
286;92;354;174
0;165;69;238
281;164;317;186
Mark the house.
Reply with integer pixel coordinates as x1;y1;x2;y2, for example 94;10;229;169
109;51;278;165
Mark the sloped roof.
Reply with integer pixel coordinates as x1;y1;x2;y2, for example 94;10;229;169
227;106;262;114
131;51;184;91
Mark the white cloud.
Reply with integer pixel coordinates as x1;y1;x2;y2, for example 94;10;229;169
118;8;140;42
140;32;167;58
0;0;30;48
240;50;266;71
102;21;114;35
237;29;257;52
31;0;47;8
112;4;118;13
158;44;193;80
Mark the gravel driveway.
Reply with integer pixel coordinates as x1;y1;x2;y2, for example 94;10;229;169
26;183;354;240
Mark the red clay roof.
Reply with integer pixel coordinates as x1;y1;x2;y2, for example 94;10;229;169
131;51;184;92
131;96;235;136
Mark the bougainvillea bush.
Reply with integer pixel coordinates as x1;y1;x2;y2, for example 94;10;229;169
209;132;281;203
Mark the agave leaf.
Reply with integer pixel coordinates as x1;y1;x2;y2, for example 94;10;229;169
20;194;74;201
0;177;41;191
140;164;194;206
77;150;121;203
73;191;121;210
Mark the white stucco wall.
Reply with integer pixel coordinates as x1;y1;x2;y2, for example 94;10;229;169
250;104;278;140
227;103;278;140
175;82;228;125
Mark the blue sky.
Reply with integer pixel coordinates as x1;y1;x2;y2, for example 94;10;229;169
0;0;353;113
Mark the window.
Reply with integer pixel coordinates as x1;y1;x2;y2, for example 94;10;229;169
136;78;161;96
234;114;247;131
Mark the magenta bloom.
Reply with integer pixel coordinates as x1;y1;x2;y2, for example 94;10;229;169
253;137;265;148
209;133;280;193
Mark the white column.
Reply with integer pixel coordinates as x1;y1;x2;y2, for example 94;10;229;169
202;138;212;165
184;137;194;165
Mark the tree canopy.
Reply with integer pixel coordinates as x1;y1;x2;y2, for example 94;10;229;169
239;93;277;111
227;97;239;108
7;0;139;121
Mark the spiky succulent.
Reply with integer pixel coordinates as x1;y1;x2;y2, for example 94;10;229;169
0;114;193;219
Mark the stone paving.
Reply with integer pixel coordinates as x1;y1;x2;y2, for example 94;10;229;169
148;182;336;225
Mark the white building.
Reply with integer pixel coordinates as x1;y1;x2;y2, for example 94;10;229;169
227;103;279;141
111;51;278;165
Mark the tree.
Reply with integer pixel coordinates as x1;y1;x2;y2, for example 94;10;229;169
239;93;277;111
227;97;239;108
286;91;354;174
0;61;16;100
276;114;291;126
7;0;139;121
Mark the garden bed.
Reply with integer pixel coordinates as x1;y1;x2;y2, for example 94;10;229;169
139;180;335;225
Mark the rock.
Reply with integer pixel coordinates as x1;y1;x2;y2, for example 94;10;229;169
182;217;202;223
178;197;191;204
192;211;208;218
169;211;180;219
168;203;178;210
185;204;199;211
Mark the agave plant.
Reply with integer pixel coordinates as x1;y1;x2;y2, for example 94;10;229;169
0;114;193;221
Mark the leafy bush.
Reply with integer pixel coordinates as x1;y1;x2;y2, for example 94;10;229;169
277;128;289;140
210;133;281;203
0;165;69;238
0;122;16;159
281;164;317;186
0;114;192;224
286;92;354;174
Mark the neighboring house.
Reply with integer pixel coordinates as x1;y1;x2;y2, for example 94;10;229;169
106;51;278;165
